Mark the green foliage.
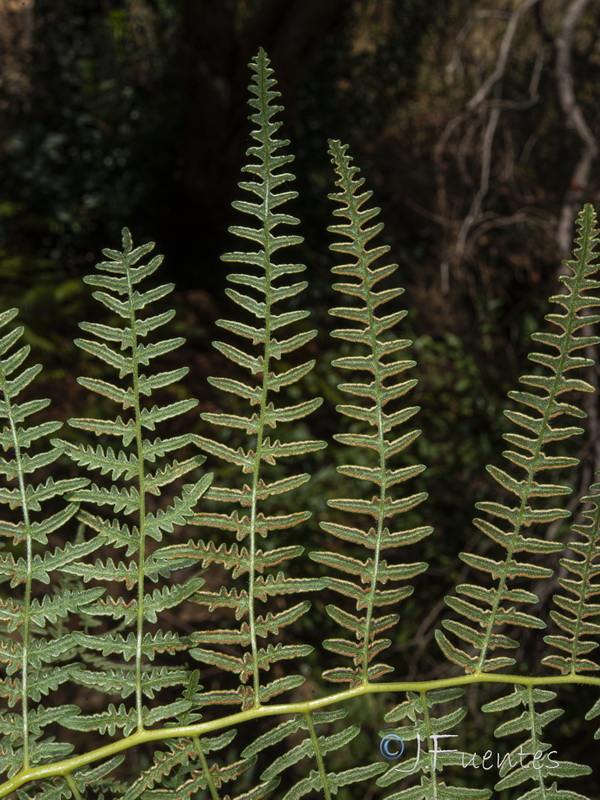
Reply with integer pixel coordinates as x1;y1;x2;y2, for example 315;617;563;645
184;51;325;714
437;208;600;675
1;47;600;800
310;139;431;688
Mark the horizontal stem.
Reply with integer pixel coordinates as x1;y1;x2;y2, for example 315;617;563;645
2;672;599;797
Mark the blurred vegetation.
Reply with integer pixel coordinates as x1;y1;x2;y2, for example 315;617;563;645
1;0;600;794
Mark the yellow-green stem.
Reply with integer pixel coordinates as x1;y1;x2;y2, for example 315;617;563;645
65;772;83;800
193;736;220;800
2;674;598;798
305;711;332;800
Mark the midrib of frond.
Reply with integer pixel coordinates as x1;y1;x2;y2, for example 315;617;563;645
361;315;386;685
125;265;148;732
475;229;595;673
420;691;440;800
192;736;219;800
246;57;276;707
525;686;548;797
569;502;600;676
304;712;333;800
0;361;32;769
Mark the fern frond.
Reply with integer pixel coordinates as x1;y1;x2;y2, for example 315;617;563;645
239;710;384;799
0;309;94;779
482;686;590;797
542;471;600;674
310;139;432;687
53;228;212;736
179;48;324;710
377;688;490;799
437;204;600;674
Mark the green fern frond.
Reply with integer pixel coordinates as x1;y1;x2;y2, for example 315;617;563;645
437;203;600;674
542;471;600;675
482;686;590;797
0;309;95;780
377;688;490;799
53;229;212;736
15;755;125;800
117;670;223;797
180;48;325;710
239;710;384;799
310;139;432;687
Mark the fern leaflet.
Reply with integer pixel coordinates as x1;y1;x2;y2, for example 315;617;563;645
310;139;432;687
181;48;325;711
54;229;212;737
0;308;94;787
437;204;600;674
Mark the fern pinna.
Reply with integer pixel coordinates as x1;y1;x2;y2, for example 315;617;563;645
54;231;212;743
431;204;600;797
311;140;431;685
313;142;484;799
181;49;325;712
0;309;118;798
438;206;600;676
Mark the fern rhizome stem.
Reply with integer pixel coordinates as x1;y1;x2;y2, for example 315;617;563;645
3;674;599;798
0;365;33;769
126;255;148;732
475;229;594;673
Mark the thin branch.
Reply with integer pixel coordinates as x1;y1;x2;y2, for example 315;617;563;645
466;0;542;111
554;0;598;259
435;0;546;293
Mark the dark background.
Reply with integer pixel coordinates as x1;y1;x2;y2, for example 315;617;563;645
3;1;599;322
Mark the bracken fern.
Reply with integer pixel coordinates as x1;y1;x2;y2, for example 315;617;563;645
0;47;600;800
184;49;325;712
54;228;212;744
310;139;432;688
